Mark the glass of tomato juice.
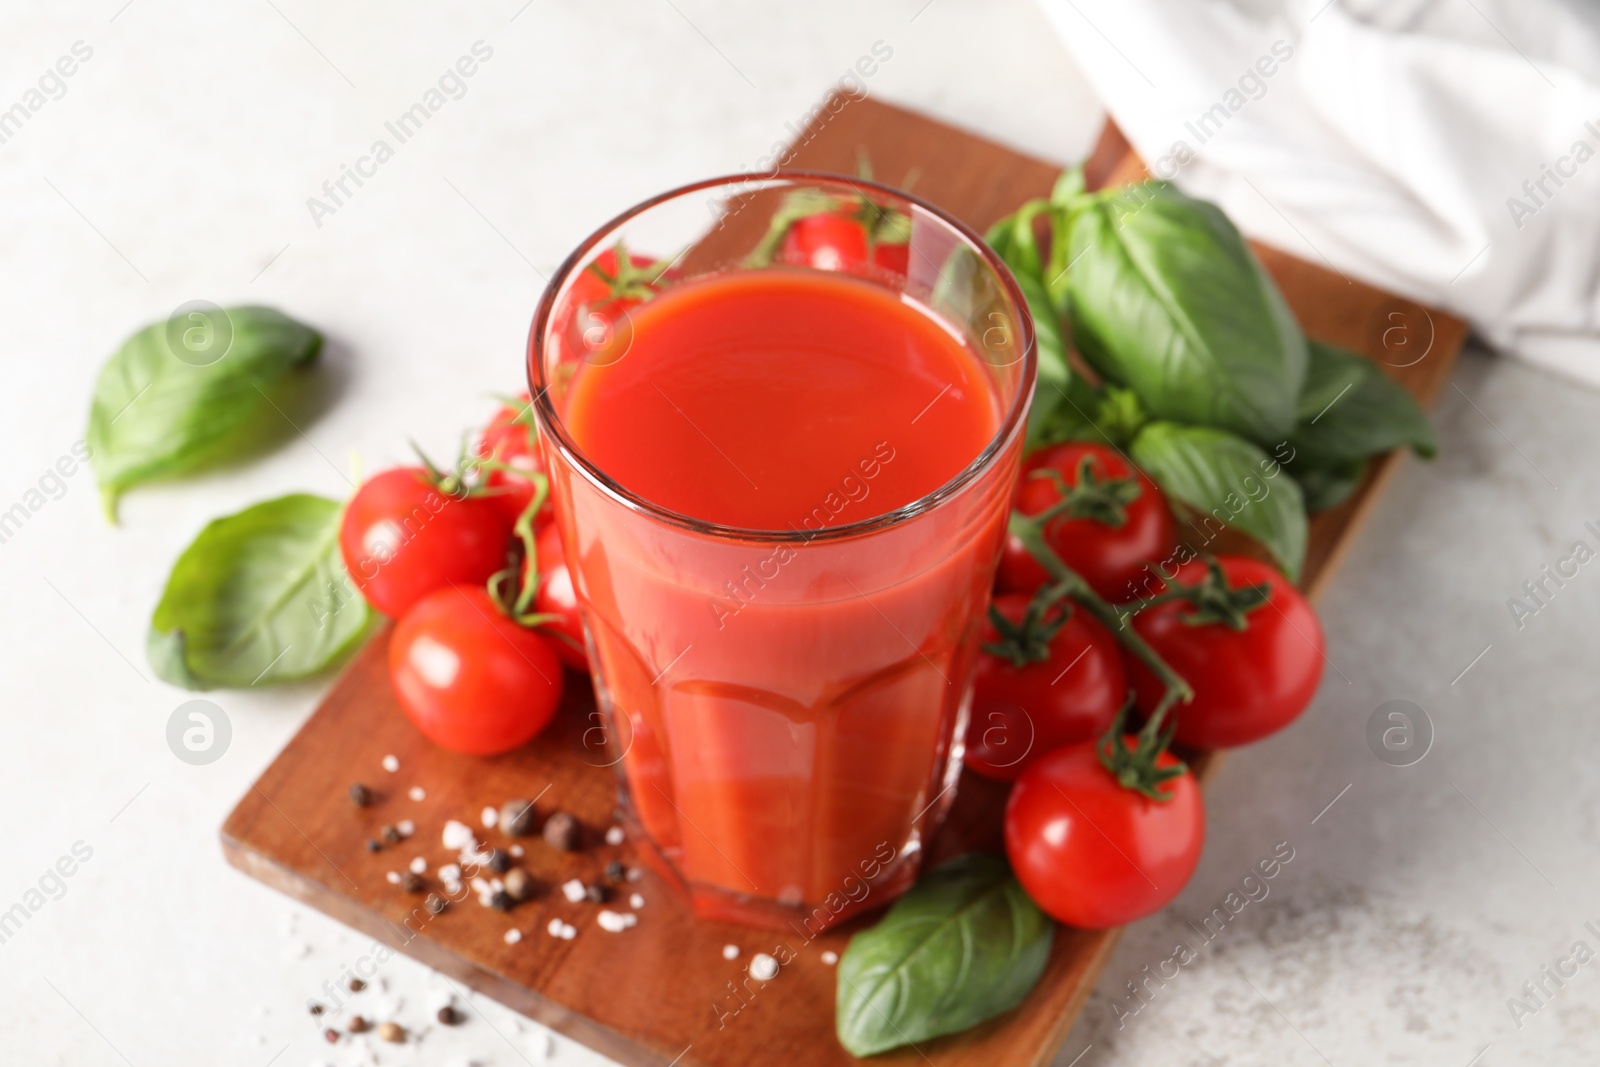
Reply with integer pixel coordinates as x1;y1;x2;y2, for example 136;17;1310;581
527;174;1035;930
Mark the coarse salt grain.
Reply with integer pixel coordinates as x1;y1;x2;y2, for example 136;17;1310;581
721;944;739;961
749;953;779;981
560;879;586;904
409;857;427;875
471;877;491;896
442;821;474;851
385;871;401;885
408;786;426;802
604;826;625;846
527;1030;556;1059
559;923;577;940
396;820;415;837
438;863;462;884
629;893;645;909
482;806;499;829
382;755;399;773
821;951;839;965
510;844;524;858
504;928;523;944
597;910;630;933
626;867;644;883
547;919;564;937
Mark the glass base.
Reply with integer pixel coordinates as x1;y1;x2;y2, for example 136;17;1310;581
623;807;925;933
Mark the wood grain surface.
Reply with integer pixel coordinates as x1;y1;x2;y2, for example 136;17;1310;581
222;93;1466;1067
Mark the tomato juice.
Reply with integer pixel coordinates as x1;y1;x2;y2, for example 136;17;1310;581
564;270;996;530
536;250;1030;929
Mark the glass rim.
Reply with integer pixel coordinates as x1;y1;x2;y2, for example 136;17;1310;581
526;170;1037;545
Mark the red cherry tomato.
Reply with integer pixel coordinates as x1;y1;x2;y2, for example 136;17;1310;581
564;245;655;308
556;245;661;365
534;523;588;671
963;594;1126;782
1128;556;1324;749
998;442;1177;603
871;239;910;276
389;586;564;755
339;467;511;618
780;212;870;272
1005;740;1203;928
474;394;551;530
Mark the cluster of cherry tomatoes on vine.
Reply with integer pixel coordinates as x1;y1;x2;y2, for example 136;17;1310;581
966;441;1325;929
335;246;661;757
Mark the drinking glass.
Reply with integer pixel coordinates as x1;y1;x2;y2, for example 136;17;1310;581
528;173;1035;930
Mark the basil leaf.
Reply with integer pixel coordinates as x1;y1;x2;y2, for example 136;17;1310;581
835;853;1052;1057
1293;457;1367;513
1292;341;1436;465
1042;167;1088;313
88;306;322;520
1065;182;1307;444
1015;269;1080;448
1130;422;1307;579
148;493;371;689
983;199;1048;280
985;202;1097;451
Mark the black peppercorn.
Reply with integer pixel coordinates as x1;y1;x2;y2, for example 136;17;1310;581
504;868;535;902
500;798;537;836
543;811;579;852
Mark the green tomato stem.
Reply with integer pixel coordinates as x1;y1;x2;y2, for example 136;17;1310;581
1007;510;1192;741
509;473;550;619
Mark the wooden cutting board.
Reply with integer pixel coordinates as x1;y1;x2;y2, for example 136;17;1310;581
221;94;1465;1066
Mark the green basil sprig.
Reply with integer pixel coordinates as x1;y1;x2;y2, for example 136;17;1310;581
835;853;1052;1057
1064;181;1307;445
88;306;322;520
1130;422;1307;580
148;493;371;689
985;167;1437;574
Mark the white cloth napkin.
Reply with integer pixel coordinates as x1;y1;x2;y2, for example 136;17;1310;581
1035;0;1600;384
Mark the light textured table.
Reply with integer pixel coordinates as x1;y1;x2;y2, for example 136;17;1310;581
0;3;1591;1065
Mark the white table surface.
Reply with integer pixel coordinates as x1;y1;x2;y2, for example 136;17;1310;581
1;3;1594;1065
